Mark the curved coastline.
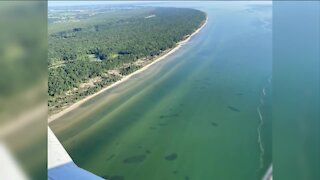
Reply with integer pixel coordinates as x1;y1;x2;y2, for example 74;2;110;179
49;15;208;123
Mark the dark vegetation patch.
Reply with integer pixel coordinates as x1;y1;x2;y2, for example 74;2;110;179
211;122;218;127
145;150;152;154
123;154;146;164
73;27;82;32
173;170;178;174
165;153;178;161
185;176;190;180
227;106;240;112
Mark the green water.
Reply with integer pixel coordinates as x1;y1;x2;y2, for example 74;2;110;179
50;2;272;179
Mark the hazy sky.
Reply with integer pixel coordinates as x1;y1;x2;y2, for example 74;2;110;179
48;1;271;7
48;1;160;7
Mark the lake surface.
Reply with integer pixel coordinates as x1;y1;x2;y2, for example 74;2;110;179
50;2;272;179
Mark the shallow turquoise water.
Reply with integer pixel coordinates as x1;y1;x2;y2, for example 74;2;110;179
50;2;272;179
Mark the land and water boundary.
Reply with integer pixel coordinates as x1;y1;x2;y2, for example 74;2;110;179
48;15;208;123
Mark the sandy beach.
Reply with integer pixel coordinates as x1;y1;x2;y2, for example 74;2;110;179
48;16;208;123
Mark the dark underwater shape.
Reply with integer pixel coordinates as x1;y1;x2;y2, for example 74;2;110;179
211;122;218;127
123;155;146;164
227;106;240;112
145;150;151;154
50;3;273;179
165;153;178;161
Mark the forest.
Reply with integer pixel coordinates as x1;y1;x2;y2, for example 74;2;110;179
48;7;206;114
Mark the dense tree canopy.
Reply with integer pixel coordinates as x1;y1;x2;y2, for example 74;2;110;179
48;7;206;113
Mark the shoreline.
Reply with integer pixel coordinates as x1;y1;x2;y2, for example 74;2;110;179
48;16;208;123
